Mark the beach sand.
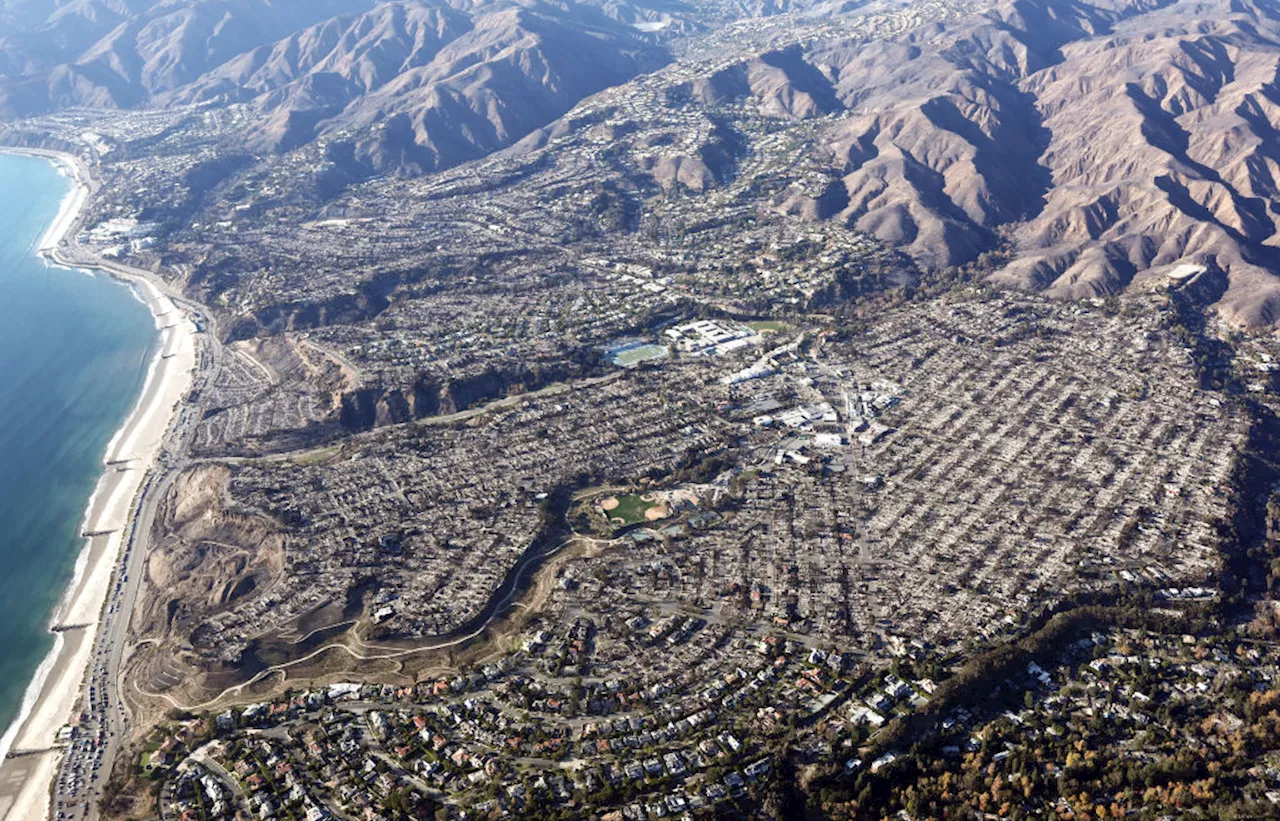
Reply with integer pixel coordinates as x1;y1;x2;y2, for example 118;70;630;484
0;751;56;820
0;149;198;821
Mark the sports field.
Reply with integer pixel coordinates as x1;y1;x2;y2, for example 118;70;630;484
608;342;669;367
599;493;672;527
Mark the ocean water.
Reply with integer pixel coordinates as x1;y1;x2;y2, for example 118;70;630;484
0;154;155;742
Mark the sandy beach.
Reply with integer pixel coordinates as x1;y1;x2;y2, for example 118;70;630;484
0;149;198;821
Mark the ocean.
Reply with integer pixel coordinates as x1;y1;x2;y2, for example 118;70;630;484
0;154;156;745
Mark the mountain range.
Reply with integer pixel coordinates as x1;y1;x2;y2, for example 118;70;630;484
10;0;1280;322
0;0;670;173
675;0;1280;323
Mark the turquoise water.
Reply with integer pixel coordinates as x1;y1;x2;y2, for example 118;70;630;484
0;154;156;742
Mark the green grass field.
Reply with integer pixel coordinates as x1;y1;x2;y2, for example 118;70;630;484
610;344;669;367
601;493;667;527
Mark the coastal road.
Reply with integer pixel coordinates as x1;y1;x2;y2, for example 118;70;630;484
50;340;218;821
0;146;225;821
49;338;216;821
45;208;225;821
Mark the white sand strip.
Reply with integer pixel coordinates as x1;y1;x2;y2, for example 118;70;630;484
0;148;199;821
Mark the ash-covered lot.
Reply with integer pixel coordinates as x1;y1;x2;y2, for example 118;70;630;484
127;289;1257;821
133;290;1247;706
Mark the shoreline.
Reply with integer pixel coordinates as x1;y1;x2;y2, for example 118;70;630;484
0;147;92;768
0;147;199;821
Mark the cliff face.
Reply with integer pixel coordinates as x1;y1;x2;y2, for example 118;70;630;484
140;465;284;642
339;359;595;431
229;290;392;342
